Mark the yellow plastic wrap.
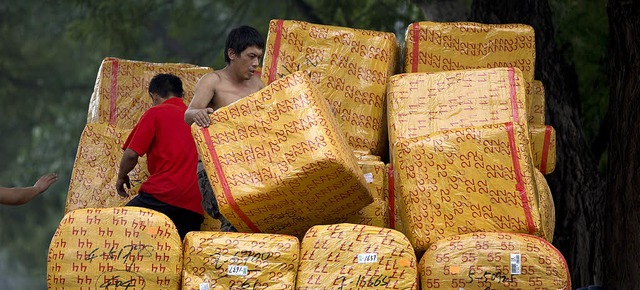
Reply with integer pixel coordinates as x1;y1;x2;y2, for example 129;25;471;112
394;122;545;252
387;68;529;157
418;232;570;289
181;232;299;290
192;71;373;237
404;21;535;108
87;57;212;129
47;207;183;290
387;164;405;234
530;124;557;174
200;213;222;232
529;80;546;124
262;19;399;156
65;123;149;213
297;224;419;290
534;169;555;242
330;160;389;228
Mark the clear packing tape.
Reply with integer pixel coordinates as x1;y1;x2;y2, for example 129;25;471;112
404;21;536;112
182;232;299;290
418;232;570;289
394;122;549;252
47;207;183;290
297;224;419;290
262;19;399;156
86;57;212;129
192;71;373;238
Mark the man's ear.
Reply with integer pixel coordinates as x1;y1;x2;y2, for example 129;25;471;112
228;48;238;60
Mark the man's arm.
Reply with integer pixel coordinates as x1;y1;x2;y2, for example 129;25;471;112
185;72;220;127
116;148;139;197
0;173;58;205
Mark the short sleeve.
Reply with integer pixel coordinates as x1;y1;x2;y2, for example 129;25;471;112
122;110;155;156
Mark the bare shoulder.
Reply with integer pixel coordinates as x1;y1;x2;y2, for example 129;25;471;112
250;75;265;90
198;71;223;87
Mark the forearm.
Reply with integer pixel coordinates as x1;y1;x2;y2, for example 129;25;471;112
117;149;139;179
0;187;41;205
184;108;197;125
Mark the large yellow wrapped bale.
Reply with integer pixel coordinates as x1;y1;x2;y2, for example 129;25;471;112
534;168;555;242
65;123;149;213
331;160;389;228
530;124;557;174
192;71;373;237
404;21;535;104
529;80;546;124
297;224;419;290
47;207;183;290
394;122;545;252
418;232;570;289
387;67;528;150
87;57;212;129
262;19;399;156
181;232;299;290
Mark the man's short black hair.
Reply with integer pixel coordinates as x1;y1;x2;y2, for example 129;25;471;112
224;25;265;64
148;74;184;98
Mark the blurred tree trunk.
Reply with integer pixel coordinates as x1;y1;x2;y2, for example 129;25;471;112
410;0;468;21
466;1;605;287
604;0;640;288
424;0;605;287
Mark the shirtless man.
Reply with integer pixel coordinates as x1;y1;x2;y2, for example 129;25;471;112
185;25;265;231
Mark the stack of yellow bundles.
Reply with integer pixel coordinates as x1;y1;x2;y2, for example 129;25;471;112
419;232;570;289
262;19;399;156
529;80;546;124
192;71;373;237
387;67;528;159
394;122;547;252
86;57;212;129
47;207;183;290
181;232;299;289
530;124;557;174
297;224;418;289
330;160;389;228
404;21;535;111
528;80;557;174
65;123;149;213
534;169;555;242
66;58;212;213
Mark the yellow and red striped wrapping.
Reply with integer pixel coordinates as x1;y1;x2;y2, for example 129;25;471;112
191;71;373;237
181;232;299;290
262;19;399;156
530;124;557;174
297;224;419;290
87;57;212;129
394;122;545;252
404;21;535;109
47;207;182;290
331;160;389;228
65;123;149;213
534;169;555;242
529;80;546;124
418;232;570;290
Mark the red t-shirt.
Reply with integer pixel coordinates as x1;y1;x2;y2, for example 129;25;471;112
123;97;203;215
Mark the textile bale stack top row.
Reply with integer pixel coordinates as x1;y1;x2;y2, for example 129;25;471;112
48;19;568;290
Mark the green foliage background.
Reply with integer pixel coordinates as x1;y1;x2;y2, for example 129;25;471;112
0;0;606;288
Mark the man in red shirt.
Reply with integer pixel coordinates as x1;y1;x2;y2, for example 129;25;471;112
116;73;203;239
